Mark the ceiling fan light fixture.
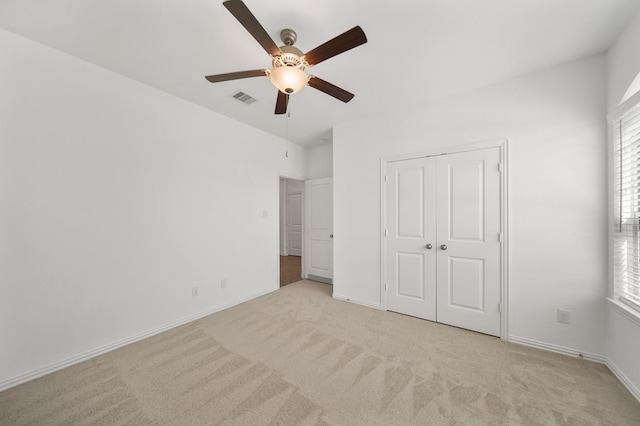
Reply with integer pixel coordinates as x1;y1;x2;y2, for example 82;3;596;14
269;66;309;94
207;1;368;114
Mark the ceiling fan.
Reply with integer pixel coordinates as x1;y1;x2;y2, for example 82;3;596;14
205;0;367;114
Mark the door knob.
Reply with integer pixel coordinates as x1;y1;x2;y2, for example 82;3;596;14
425;244;433;249
330;234;333;238
440;244;447;250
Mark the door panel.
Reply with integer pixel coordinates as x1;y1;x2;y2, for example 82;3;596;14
310;240;331;271
397;168;425;238
449;161;484;242
448;257;484;311
311;185;330;228
386;158;437;321
436;148;501;336
305;178;333;280
397;252;425;299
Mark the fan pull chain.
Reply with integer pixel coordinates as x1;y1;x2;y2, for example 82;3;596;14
285;110;290;158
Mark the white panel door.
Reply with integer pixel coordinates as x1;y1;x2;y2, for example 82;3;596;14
305;178;333;280
435;148;501;336
386;158;437;321
286;193;302;256
385;147;502;336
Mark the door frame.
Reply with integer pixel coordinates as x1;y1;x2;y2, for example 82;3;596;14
277;173;307;289
380;138;510;339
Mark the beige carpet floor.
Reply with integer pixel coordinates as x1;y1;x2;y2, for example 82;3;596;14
1;280;639;425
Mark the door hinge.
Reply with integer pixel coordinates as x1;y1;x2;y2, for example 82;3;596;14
498;303;502;313
498;233;503;242
384;174;389;183
385;283;388;291
497;163;502;172
384;229;388;237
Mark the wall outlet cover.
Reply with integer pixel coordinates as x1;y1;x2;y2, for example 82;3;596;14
557;309;571;324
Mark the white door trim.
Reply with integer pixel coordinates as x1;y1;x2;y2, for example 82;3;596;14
380;138;510;339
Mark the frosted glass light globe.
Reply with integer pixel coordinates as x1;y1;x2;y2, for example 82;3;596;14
269;66;308;94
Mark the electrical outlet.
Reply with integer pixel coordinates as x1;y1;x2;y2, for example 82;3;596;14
221;279;227;289
557;309;571;324
192;287;199;297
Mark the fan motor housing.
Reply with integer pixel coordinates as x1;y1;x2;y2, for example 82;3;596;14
274;45;306;68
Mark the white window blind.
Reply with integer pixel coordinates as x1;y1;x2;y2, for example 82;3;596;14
613;99;640;312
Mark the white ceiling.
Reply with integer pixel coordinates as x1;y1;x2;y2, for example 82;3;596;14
1;0;638;146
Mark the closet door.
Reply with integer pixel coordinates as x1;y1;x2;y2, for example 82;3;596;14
435;148;502;336
385;147;502;336
386;157;437;321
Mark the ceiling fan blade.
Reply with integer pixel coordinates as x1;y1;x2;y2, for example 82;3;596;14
205;69;268;83
275;91;289;114
308;77;355;103
304;26;367;66
223;0;281;57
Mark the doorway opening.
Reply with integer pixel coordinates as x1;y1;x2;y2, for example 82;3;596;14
279;177;303;287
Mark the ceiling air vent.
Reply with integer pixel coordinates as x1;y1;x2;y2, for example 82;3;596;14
231;91;258;105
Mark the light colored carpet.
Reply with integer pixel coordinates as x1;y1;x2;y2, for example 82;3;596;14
1;280;639;425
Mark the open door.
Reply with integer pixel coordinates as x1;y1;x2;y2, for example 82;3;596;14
304;178;333;283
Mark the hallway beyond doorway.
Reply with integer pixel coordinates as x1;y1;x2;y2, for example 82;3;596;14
280;255;301;287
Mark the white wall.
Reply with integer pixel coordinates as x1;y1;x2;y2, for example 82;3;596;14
605;9;640;400
606;10;640;110
606;306;640;399
334;55;608;358
307;143;333;179
0;29;307;389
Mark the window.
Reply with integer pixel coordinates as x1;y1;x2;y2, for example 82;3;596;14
612;92;640;312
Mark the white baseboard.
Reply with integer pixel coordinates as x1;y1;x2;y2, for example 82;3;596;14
508;335;606;363
0;287;277;392
606;359;640;402
332;293;382;310
307;274;332;284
